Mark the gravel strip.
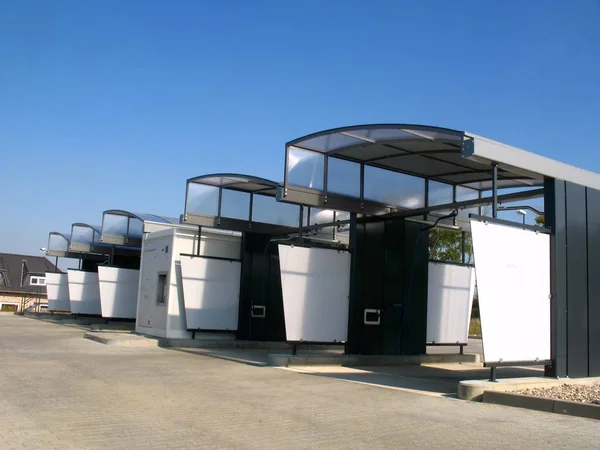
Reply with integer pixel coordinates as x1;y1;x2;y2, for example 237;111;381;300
516;384;600;405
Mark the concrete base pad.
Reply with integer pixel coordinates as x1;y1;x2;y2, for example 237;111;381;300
459;376;600;401
268;353;479;367
89;322;136;331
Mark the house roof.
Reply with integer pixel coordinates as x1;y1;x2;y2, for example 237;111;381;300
0;253;61;294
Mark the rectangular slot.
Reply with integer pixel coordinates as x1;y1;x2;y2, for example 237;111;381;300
251;305;266;318
363;309;381;325
156;273;167;305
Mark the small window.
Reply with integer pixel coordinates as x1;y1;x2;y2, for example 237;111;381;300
156;273;167;305
0;271;8;288
30;276;46;286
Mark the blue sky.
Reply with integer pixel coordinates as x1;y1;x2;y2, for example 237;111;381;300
1;0;599;263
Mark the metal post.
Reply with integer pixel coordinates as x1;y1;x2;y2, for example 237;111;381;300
196;226;202;256
323;155;329;204
461;232;466;264
359;164;365;210
298;205;304;240
424;179;429;221
54;256;59;272
345;212;358;355
489;367;497;382
292;343;297;355
492;163;498;218
459;345;464;355
217;188;223;225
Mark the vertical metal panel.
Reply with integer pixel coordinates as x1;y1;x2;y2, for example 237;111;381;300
345;213;361;354
361;221;386;354
586;187;600;376
565;182;589;377
400;221;429;355
381;220;405;354
545;179;567;378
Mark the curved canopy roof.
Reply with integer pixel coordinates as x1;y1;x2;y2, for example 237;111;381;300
71;223;102;233
187;174;279;196
49;231;71;241
287;124;538;190
102;210;177;224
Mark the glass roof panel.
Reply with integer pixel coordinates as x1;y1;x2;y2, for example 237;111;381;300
186;183;219;216
368;128;416;141
221;189;251;221
48;233;69;252
70;224;100;245
428;180;454;206
328;157;360;198
364;166;425;209
102;214;128;237
287;147;324;190
188;174;278;193
252;194;299;227
128;218;144;238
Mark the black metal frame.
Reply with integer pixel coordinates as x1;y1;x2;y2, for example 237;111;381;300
485;360;553;382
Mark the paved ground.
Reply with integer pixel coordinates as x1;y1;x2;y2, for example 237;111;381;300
1;316;599;449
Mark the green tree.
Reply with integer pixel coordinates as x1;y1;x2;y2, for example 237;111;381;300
535;215;545;226
429;229;473;264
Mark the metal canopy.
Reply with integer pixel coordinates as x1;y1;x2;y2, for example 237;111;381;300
47;232;73;258
184;173;348;240
101;209;178;247
285;124;540;190
187;174;279;195
279;124;563;216
184;173;301;235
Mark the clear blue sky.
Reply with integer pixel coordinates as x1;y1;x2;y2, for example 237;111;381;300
1;0;599;261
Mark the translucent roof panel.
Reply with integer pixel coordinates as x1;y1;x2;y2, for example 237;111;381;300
101;210;177;246
185;173;301;229
70;223;102;246
187;174;279;195
48;232;70;253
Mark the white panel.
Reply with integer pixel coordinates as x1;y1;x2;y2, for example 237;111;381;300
180;256;241;331
98;267;139;319
45;272;71;312
426;263;475;344
67;270;102;315
278;245;351;343
471;220;551;364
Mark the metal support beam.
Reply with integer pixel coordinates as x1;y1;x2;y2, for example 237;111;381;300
284;188;545;235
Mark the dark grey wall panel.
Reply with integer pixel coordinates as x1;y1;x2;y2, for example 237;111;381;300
565;183;589;377
545;179;568;378
587;188;600;376
347;218;429;355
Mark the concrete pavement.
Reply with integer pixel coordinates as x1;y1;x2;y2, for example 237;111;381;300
1;315;599;449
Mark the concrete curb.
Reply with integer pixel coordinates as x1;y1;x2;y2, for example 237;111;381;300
268;353;479;367
459;377;600;401
83;332;159;348
483;391;600;420
158;338;344;351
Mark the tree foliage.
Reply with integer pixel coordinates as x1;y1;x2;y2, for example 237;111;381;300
429;229;473;264
535;214;545;226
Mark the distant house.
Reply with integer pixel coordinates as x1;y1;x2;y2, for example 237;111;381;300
0;253;62;313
